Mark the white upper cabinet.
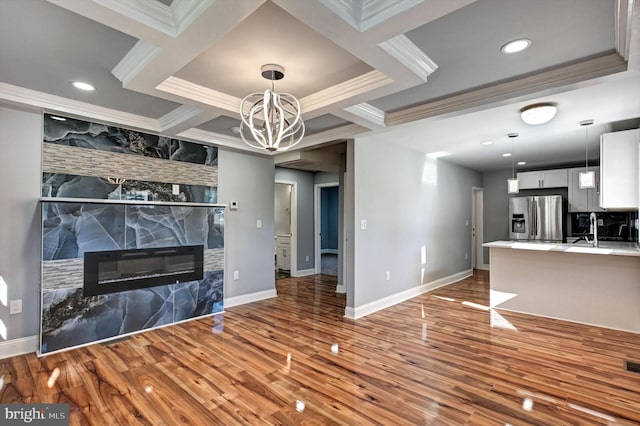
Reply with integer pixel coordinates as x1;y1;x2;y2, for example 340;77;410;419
600;129;639;209
517;169;568;189
568;166;603;212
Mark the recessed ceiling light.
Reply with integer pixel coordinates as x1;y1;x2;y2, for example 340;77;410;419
50;116;66;121
72;81;95;91
481;141;493;146
518;161;527;165
501;38;532;54
520;102;557;125
502;153;512;157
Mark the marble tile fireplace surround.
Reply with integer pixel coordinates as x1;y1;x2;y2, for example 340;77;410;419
38;114;225;355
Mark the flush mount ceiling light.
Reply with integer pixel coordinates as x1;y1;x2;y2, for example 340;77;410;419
517;161;527;166
71;81;95;91
520;102;557;125
579;119;596;189
502;153;512;157
481;140;493;146
239;64;304;152
501;38;532;54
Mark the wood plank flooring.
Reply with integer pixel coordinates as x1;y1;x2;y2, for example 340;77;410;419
3;271;640;424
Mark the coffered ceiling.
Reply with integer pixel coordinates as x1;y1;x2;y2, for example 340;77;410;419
0;0;638;171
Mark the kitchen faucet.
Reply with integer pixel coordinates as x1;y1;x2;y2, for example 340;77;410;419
584;212;599;247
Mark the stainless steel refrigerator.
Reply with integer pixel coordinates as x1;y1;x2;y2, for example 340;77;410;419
509;195;564;242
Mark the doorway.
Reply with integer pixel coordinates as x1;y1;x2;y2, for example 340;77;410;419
314;182;339;277
275;181;297;279
472;187;486;270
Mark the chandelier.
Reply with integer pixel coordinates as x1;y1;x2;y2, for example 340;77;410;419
239;64;305;152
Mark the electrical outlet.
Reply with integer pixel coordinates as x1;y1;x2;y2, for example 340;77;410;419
386;271;390;281
360;219;368;230
233;270;239;280
172;184;180;195
465;252;469;260
10;299;22;315
305;255;309;262
256;219;262;229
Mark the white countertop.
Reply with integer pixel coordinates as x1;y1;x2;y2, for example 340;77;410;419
483;240;640;257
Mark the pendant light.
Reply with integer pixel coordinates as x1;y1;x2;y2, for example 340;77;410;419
507;132;519;194
578;119;595;189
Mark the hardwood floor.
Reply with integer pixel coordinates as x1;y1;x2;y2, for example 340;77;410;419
3;271;640;425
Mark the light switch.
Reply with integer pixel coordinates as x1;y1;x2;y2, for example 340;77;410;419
360;219;368;230
257;219;262;229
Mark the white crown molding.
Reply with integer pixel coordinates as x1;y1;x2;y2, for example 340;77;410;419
93;0;177;36
344;103;386;128
320;0;424;32
387;52;628;127
157;104;205;132
156;77;241;113
177;127;259;152
0;83;158;132
112;40;162;86
171;0;217;35
300;70;393;113
615;0;635;61
378;34;438;81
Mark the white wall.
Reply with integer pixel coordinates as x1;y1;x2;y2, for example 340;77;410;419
352;136;481;310
0;106;42;341
218;150;276;300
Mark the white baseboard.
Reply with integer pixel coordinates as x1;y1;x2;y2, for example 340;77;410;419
321;249;339;255
0;335;38;359
477;263;490;271
225;289;277;308
335;284;345;293
344;269;473;320
291;268;315;277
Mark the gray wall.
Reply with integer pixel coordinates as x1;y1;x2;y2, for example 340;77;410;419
481;169;512;264
353;136;481;307
218;149;276;299
314;172;339;184
0;106;42;340
274;167;315;271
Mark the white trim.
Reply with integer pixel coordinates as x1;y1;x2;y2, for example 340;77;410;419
343;103;386;129
300;71;393;113
275;180;298;274
477;263;490;271
225;289;277;308
344;269;472;319
320;0;424;32
472;187;484;270
94;0;176;35
321;249;339;255
0;336;38;359
157;104;204;132
336;284;346;294
615;0;634;61
292;268;315;277
378;34;438;81
112;40;162;85
314;182;340;274
155;76;240;113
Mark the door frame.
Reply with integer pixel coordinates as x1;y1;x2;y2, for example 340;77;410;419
275;180;297;275
314;182;339;274
472;187;487;270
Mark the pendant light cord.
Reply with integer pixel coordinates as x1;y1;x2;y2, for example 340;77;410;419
585;124;589;173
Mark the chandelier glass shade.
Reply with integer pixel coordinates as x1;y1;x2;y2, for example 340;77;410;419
239;64;305;152
578;119;596;189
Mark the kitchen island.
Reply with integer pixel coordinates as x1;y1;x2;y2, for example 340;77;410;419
484;240;640;333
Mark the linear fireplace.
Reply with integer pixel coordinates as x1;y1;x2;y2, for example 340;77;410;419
84;245;204;297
